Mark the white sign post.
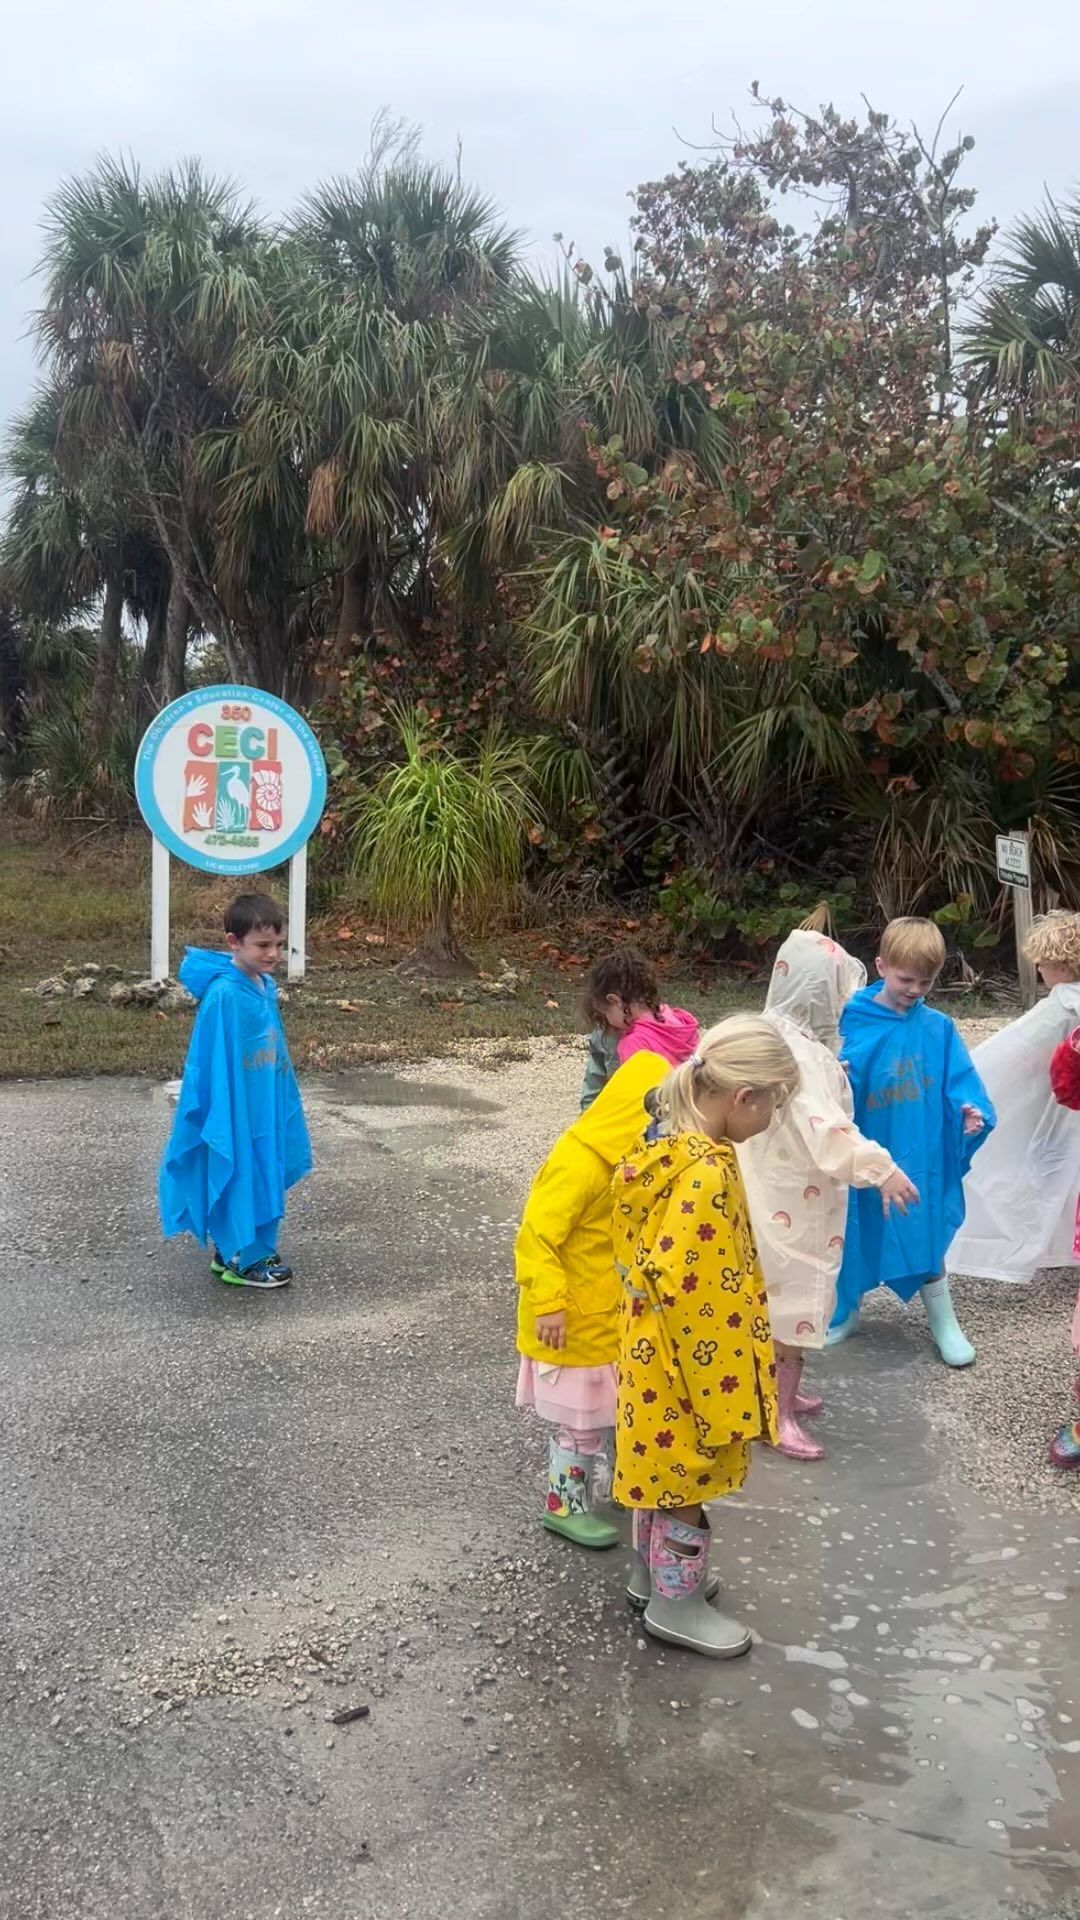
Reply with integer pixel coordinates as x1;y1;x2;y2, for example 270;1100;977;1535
995;830;1036;1009
135;686;327;982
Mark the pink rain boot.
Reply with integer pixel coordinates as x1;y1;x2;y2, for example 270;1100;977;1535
795;1382;824;1418
775;1346;825;1461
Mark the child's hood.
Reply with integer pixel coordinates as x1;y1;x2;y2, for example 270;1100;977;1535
178;948;250;1002
628;1004;699;1057
840;981;922;1032
614;1130;723;1232
568;1050;669;1169
766;929;866;1052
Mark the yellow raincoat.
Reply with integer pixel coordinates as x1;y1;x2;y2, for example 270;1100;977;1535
612;1132;778;1510
515;1053;669;1368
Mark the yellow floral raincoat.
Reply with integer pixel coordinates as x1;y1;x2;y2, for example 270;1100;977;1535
612;1132;778;1510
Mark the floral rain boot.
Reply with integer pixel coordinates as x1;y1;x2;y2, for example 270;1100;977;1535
626;1508;721;1611
774;1346;826;1461
920;1277;975;1368
643;1514;751;1659
543;1441;618;1550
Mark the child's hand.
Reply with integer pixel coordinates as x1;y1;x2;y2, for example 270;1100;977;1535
961;1104;985;1136
535;1311;567;1351
880;1169;919;1217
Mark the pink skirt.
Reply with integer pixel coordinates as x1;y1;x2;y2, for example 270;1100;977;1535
515;1356;618;1427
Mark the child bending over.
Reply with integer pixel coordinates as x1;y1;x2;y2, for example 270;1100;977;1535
580;947;699;1111
738;928;918;1459
613;1014;798;1660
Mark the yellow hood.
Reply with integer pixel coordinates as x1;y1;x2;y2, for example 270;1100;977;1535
567;1050;669;1168
514;1051;669;1367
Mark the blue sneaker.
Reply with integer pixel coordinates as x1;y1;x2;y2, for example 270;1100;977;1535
210;1252;290;1289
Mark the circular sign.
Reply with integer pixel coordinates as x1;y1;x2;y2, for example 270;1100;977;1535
135;686;327;877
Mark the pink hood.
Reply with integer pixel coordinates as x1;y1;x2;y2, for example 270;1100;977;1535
617;1004;699;1070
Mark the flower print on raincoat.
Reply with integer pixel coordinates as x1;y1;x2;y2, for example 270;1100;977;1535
612;1132;778;1510
737;930;899;1348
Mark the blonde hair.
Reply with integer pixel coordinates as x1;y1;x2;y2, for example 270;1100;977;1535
654;1013;798;1135
1024;910;1080;976
879;916;946;975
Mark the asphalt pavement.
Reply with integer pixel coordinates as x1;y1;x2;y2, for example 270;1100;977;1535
2;1070;1079;1920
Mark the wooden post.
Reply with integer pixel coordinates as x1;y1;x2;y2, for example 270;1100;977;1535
997;827;1037;1009
151;836;170;981
288;842;308;982
1014;848;1037;1010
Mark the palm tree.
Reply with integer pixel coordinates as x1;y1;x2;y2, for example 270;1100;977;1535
220;155;520;672
964;192;1080;397
2;384;131;744
35;154;271;685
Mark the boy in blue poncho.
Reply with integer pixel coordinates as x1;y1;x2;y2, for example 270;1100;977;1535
827;916;994;1367
159;892;312;1290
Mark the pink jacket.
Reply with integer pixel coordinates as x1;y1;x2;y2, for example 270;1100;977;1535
617;1004;699;1071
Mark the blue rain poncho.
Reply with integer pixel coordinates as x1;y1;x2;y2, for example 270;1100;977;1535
832;986;995;1323
159;949;312;1262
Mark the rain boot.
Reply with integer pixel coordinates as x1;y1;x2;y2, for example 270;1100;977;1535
643;1514;751;1659
543;1440;618;1550
920;1277;975;1368
1049;1418;1080;1469
625;1510;721;1610
774;1346;825;1461
825;1306;860;1347
795;1379;824;1417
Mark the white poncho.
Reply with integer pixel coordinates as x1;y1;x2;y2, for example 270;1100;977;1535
737;929;896;1347
945;984;1080;1286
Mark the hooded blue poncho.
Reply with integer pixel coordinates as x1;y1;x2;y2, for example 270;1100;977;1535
832;986;995;1322
159;949;312;1262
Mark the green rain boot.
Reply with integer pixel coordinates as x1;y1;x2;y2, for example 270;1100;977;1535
542;1440;618;1551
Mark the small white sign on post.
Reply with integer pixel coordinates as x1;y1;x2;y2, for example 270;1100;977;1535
135;686;328;982
995;834;1031;890
995;829;1036;1009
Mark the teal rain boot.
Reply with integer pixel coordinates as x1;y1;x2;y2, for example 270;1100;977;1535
543;1441;618;1550
920;1277;975;1368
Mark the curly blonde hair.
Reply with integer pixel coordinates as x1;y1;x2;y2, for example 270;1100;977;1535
1024;911;1080;977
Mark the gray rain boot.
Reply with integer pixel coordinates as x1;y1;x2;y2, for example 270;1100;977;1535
643;1513;751;1659
626;1509;720;1611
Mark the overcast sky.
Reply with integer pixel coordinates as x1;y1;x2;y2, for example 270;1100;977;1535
1;0;1077;439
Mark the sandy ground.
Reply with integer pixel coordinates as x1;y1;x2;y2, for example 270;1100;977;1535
401;1029;1080;1518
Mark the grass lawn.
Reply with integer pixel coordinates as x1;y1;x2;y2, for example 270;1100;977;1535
0;826;749;1080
